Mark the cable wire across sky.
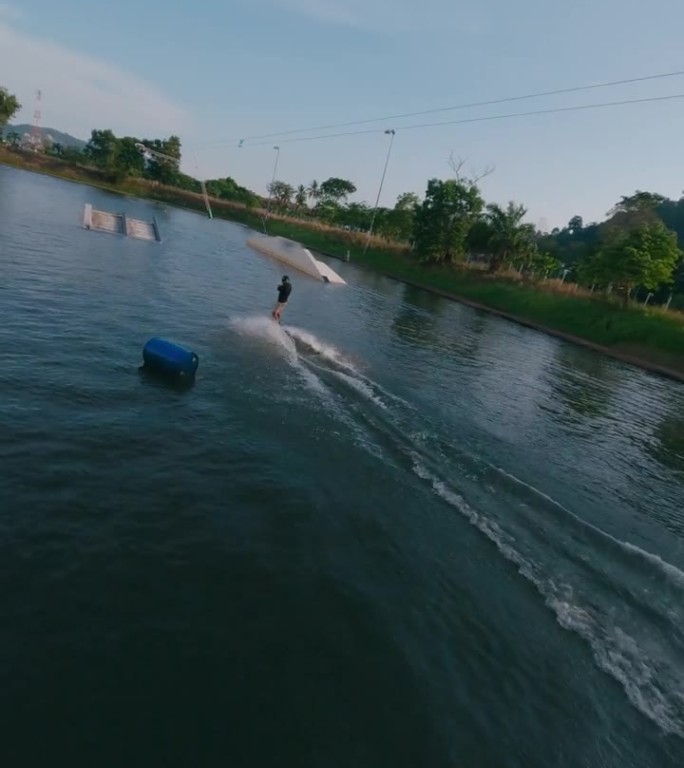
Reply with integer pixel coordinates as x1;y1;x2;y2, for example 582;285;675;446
195;68;684;150
237;92;684;148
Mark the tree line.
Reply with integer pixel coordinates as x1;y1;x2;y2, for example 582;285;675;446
540;193;684;307
408;169;682;308
262;165;683;309
265;177;419;241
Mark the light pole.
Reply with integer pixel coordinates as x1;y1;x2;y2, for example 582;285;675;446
263;145;280;233
135;143;213;219
364;129;395;254
194;153;213;220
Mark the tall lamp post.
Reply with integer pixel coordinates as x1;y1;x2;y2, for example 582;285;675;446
263;145;280;233
194;153;213;220
135;142;213;219
364;129;395;254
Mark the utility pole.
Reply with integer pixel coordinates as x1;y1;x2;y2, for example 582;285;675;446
263;145;280;233
31;89;42;150
364;129;395;254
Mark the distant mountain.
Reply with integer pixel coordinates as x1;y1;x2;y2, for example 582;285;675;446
3;124;86;149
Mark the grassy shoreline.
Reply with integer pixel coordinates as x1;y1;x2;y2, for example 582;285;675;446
3;149;683;382
341;260;684;381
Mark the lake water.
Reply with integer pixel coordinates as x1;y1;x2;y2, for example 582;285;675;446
1;166;683;767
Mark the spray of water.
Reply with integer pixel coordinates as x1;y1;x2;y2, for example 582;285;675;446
229;313;684;738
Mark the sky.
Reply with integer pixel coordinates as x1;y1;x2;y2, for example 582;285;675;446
3;0;684;228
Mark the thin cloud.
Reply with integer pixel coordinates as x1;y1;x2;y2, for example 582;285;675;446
272;0;483;33
0;19;193;141
278;0;363;27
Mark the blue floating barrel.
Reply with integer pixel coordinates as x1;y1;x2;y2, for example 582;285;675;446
142;337;198;378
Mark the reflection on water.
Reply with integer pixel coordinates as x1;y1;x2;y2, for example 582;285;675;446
545;343;621;420
402;283;446;315
652;407;684;475
390;283;488;365
137;366;197;393
391;284;442;347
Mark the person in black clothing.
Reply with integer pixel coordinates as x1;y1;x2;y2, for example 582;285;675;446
272;276;292;322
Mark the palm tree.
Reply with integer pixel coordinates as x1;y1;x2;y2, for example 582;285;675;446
6;131;20;148
484;202;535;272
295;184;307;210
307;179;320;203
268;180;294;210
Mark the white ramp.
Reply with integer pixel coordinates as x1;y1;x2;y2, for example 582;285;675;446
315;259;346;285
125;216;157;241
246;235;346;284
88;206;124;235
83;204;161;242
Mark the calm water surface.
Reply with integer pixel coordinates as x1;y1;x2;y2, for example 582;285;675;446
1;167;683;767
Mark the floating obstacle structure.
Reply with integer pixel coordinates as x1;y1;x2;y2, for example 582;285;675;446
142;338;198;380
246;235;346;284
83;204;161;242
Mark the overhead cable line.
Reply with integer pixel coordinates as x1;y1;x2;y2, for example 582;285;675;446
239;92;684;147
197;69;684;149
